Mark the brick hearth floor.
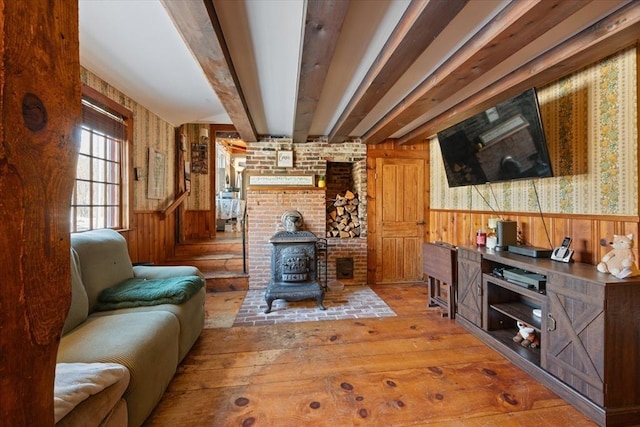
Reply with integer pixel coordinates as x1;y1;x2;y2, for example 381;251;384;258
233;285;396;326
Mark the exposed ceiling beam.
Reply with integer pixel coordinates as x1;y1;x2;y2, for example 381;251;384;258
399;0;640;145
362;0;594;145
218;138;247;155
161;0;258;142
327;0;468;144
293;0;350;143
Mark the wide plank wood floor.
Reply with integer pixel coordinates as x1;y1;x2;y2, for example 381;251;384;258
144;284;596;426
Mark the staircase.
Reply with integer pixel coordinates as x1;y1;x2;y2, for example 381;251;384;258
166;234;249;292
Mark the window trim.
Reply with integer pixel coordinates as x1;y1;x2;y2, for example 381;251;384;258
77;84;134;231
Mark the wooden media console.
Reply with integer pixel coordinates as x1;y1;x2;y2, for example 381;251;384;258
456;246;640;426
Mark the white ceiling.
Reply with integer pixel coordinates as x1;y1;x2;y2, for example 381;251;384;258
79;0;230;125
79;0;635;143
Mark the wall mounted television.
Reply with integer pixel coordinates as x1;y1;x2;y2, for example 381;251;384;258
436;88;553;188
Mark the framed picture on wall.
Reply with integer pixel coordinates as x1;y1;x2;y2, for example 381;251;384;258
147;147;166;199
191;142;208;174
277;150;293;168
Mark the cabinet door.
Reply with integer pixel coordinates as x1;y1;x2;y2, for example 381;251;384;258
543;273;605;406
456;248;483;327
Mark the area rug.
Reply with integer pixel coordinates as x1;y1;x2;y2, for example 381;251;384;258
233;285;396;326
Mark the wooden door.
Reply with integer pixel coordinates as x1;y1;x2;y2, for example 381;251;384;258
375;158;425;283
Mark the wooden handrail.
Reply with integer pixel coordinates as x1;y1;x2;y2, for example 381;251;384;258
160;191;189;219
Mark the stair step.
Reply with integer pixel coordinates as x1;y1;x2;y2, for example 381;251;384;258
169;237;247;292
204;271;249;292
174;241;243;257
166;254;244;272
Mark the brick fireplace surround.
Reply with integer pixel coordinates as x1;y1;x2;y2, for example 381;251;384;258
246;140;367;290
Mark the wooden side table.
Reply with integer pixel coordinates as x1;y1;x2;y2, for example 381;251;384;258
423;242;457;318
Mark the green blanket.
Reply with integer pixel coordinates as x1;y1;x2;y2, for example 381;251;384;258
95;275;204;311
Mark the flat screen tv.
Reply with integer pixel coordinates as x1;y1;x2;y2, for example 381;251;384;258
436;88;553;187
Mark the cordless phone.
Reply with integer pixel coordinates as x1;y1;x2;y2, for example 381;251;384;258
551;236;573;262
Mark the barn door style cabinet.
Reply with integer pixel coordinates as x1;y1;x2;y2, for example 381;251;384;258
456;248;484;327
455;246;640;426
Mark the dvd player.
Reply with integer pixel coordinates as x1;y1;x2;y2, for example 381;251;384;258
502;268;547;291
508;245;553;258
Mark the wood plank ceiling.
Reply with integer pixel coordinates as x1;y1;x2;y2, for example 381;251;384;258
82;0;639;144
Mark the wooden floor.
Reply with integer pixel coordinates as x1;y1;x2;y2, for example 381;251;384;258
144;284;596;426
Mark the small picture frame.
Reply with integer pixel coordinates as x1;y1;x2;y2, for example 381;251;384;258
277;150;293;168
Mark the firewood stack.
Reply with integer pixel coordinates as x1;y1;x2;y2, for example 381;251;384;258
327;190;360;238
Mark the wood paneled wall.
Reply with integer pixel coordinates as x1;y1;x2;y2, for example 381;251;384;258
430;209;640;266
183;210;214;240
121;211;177;265
120;193;640;269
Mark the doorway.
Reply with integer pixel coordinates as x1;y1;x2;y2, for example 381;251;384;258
212;127;247;235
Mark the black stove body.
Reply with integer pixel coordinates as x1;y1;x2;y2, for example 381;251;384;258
264;229;325;313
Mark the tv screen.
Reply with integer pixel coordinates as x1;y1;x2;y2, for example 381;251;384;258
437;88;552;187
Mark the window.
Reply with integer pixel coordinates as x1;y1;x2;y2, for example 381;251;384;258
71;88;131;232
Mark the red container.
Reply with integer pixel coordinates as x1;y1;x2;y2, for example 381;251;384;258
476;230;486;247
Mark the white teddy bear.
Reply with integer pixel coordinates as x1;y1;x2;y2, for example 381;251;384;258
597;233;640;279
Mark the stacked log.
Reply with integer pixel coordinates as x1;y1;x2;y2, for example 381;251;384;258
327;190;360;238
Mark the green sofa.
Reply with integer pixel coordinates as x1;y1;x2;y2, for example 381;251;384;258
56;229;205;427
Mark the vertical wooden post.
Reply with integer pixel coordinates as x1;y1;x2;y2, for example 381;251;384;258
0;1;80;425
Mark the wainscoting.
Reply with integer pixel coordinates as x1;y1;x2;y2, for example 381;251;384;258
121;211;176;265
118;208;640;273
429;209;640;265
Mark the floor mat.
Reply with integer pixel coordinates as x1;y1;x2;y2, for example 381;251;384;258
233;285;396;326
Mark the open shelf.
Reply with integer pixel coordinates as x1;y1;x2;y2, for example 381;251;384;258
491;302;542;331
487;328;541;366
483;271;544;367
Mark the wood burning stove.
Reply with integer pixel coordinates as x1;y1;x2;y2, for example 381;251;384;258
264;210;325;313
